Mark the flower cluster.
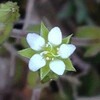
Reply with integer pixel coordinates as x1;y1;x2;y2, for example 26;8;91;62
26;27;76;75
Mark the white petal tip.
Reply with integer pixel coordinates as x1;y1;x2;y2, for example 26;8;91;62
26;33;45;51
49;60;65;75
48;27;62;46
29;54;46;71
59;44;76;59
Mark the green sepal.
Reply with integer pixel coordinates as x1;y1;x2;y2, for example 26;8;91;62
40;62;50;80
27;25;40;34
41;71;58;83
18;48;36;58
62;34;72;44
63;58;76;71
40;22;49;42
0;23;13;45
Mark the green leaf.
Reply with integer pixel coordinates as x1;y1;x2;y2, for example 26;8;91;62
27;25;40;34
40;62;50;80
40;22;49;42
84;44;100;57
76;26;100;38
28;71;38;87
20;38;29;48
0;23;13;45
62;34;72;44
63;58;76;71
0;1;20;23
41;72;58;83
18;48;36;58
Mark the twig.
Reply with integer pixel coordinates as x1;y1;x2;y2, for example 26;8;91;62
11;29;100;46
31;89;41;100
9;53;16;77
23;0;34;30
3;42;28;63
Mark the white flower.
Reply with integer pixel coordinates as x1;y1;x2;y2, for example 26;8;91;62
26;27;76;75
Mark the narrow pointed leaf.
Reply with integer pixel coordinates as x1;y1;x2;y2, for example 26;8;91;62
40;62;50;80
63;58;76;71
41;72;58;83
18;48;36;58
20;38;29;48
62;34;72;44
27;25;40;34
40;22;49;42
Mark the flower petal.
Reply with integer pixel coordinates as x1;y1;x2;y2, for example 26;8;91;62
48;27;62;46
49;60;65;75
26;33;45;51
29;54;46;71
59;44;76;59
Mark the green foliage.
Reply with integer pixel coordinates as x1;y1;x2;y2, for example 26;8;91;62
84;44;100;57
63;58;76;71
20;37;29;48
76;26;100;38
27;25;40;34
76;26;100;57
28;71;38;87
62;34;72;44
0;1;20;45
41;71;58;83
0;23;13;45
18;48;36;58
40;62;50;80
40;22;49;42
0;1;20;23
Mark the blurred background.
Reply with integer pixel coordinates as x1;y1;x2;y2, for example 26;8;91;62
0;0;100;100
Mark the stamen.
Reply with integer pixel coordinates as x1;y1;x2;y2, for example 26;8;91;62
46;57;50;60
46;44;49;47
57;48;59;51
40;51;48;56
52;58;54;60
50;79;53;81
44;51;48;54
57;51;59;54
51;52;59;57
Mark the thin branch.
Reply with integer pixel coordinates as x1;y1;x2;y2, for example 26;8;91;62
11;29;100;46
9;53;16;77
23;0;34;30
3;42;28;63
